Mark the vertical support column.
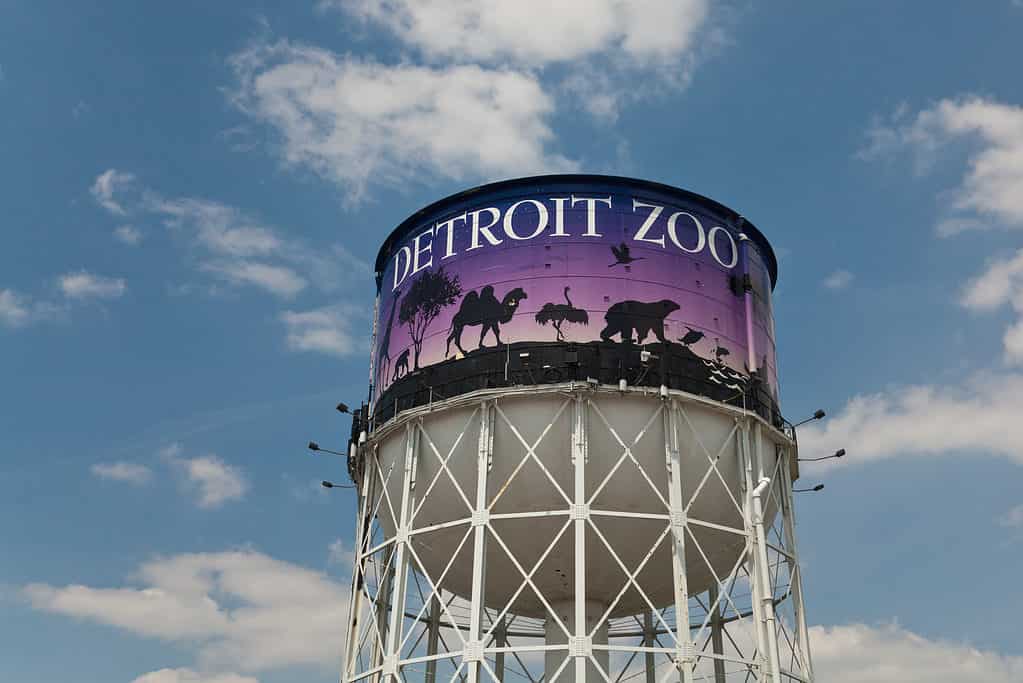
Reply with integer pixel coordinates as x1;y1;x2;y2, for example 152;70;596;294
343;445;377;683
664;398;695;682
425;595;442;683
643;610;656;683
737;420;768;678
749;423;782;682
383;422;420;680
707;585;726;683
572;393;589;682
494;616;507;682
466;401;494;683
779;446;815;681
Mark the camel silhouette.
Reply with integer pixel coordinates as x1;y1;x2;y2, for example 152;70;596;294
446;285;527;356
535;286;589;341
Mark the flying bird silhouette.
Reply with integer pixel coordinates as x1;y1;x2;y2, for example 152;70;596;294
678;326;705;347
609;242;645;268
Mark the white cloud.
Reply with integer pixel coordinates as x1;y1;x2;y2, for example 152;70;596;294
812;623;1023;682
91;169;136;215
961;249;1023;364
24;550;348;672
131;669;258;683
823;269;854;290
1000;504;1023;528
861;97;1023;232
797;371;1023;469
174;455;248;509
59;270;126;300
230;40;576;202
280;304;365;357
91;461;152;485
0;288;65;327
332;0;709;67
151;198;282;258
114;225;143;245
327;539;353;566
161;446;248;509
200;261;307;298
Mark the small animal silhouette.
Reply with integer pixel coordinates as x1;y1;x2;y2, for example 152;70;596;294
679;326;705;347
446;286;528;356
599;299;680;344
609;242;645;268
713;342;730;362
535;287;589;341
392;349;410;381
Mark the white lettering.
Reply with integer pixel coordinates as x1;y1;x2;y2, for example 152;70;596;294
503;199;549;240
392;245;412;291
435;213;465;259
632;200;666;247
411;227;434;276
708;226;738;268
571;195;611;237
667;211;706;254
467;207;503;250
550;197;570;237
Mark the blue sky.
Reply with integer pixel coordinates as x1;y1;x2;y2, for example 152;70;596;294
3;2;1023;682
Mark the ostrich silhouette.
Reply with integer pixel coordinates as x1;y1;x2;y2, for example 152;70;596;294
609;242;645;267
535;287;589;341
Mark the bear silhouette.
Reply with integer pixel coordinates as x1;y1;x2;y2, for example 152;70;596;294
599;299;680;344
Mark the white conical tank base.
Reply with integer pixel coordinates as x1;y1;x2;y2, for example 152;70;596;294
545;599;609;682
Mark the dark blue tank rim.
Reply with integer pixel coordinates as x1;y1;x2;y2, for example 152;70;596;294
372;174;779;290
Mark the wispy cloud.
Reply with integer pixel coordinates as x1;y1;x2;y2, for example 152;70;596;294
1000;504;1023;529
162;444;249;509
798;372;1023;469
860;97;1023;232
327;538;353;566
0;288;64;328
812;622;1023;681
90;461;153;485
88;171;372;303
823;269;854;290
200;261;306;299
24;549;347;672
131;670;258;683
58;271;126;300
91;169;136;216
114;225;143;245
280;304;367;357
230;41;576;203
961;249;1023;364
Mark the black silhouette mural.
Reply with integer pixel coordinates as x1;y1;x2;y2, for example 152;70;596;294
392;349;410;381
599;299;680;344
535;287;589;341
376;288;400;382
679;326;705;348
609;242;645;267
398;266;462;371
446;285;527;356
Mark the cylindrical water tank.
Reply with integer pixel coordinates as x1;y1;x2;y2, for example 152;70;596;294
363;174;782;617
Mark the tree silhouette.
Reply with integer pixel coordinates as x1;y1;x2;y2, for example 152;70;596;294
398;266;462;370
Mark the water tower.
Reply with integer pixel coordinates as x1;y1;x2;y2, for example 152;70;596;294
341;176;814;682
